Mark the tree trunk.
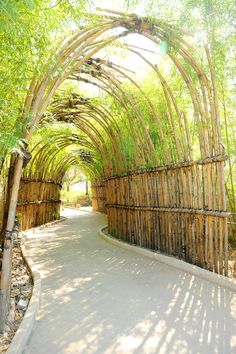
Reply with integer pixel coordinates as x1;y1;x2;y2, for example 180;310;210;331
0;156;23;332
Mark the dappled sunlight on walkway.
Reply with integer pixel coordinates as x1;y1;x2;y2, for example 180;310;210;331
24;209;236;354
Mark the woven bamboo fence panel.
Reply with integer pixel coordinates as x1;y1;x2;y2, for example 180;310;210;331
91;182;107;213
104;157;229;276
16;178;61;230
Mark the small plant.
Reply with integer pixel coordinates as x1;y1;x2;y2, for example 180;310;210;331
52;211;60;220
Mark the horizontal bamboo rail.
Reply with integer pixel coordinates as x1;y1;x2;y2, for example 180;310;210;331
105;155;228;180
20;177;62;186
106;205;230;218
17;200;61;206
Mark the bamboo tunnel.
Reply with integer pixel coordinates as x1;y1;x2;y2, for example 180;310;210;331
1;9;231;278
1;7;233;336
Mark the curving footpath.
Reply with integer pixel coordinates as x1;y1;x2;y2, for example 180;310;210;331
23;208;236;354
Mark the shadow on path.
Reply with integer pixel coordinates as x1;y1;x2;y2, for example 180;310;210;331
24;209;236;354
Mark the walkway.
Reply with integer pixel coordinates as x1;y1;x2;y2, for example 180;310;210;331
24;209;236;354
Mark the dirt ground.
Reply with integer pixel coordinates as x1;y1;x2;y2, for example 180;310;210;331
0;238;33;353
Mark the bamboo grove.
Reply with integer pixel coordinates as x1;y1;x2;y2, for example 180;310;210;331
0;7;235;331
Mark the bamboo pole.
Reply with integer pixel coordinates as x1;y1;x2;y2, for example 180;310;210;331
0;157;23;332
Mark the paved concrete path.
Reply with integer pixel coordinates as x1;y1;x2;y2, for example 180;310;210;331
24;209;236;354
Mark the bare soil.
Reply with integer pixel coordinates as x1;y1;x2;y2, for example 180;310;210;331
0;238;33;353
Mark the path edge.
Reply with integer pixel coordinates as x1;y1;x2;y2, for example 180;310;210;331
98;226;236;293
6;216;67;354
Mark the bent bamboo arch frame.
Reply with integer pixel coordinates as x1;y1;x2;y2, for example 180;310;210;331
23;10;222;155
24;132;100;181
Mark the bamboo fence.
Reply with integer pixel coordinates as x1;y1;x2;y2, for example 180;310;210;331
16;178;61;230
91;182;107;213
92;156;230;276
